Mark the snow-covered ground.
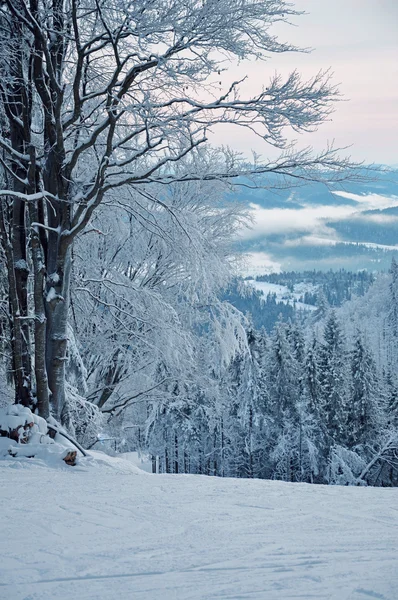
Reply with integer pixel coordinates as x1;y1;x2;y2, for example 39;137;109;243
1;452;398;600
246;279;318;311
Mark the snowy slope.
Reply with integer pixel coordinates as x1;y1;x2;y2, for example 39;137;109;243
1;452;398;600
246;279;318;311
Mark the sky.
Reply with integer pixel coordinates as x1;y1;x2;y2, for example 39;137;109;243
210;0;398;166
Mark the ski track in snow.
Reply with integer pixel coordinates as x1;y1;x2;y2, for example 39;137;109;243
0;453;398;600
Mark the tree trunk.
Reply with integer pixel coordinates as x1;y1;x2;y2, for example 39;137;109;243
45;242;72;422
151;455;157;473
27;150;50;419
0;199;29;405
174;432;179;474
184;451;189;474
1;11;33;407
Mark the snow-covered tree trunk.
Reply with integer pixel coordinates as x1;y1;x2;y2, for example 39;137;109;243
0;197;30;406
1;5;33;407
28;196;50;419
45;244;72;421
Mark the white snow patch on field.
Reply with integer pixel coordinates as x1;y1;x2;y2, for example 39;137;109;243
246;279;318;311
0;452;397;600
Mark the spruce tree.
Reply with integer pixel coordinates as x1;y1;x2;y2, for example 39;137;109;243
386;257;398;366
387;257;398;339
386;370;398;427
267;322;301;480
318;311;348;445
305;336;321;414
347;332;380;447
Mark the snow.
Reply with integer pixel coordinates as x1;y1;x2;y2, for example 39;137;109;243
46;287;57;302
1;453;397;600
0;406;77;464
49;272;60;284
119;451;154;473
14;259;28;271
0;405;48;438
246;279;318;311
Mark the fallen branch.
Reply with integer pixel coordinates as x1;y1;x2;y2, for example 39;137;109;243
356;436;398;485
47;424;88;457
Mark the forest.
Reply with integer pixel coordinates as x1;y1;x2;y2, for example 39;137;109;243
2;2;398;599
0;0;396;486
112;262;398;486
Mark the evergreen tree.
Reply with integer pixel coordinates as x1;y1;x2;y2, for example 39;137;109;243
313;289;330;322
304;336;321;414
385;370;398;427
387;257;398;339
267;322;301;480
286;321;306;367
318;311;348;445
224;327;270;478
268;322;299;425
347;333;381;447
386;257;398;366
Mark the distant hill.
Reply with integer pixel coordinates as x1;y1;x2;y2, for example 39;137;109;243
230;167;398;272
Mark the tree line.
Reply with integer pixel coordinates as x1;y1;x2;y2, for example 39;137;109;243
144;266;398;485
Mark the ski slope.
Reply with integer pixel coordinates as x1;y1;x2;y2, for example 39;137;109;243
1;451;398;600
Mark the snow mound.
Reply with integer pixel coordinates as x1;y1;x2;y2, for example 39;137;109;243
119;451;154;473
79;450;149;475
0;405;76;466
0;444;147;475
0;406;149;473
0;403;47;440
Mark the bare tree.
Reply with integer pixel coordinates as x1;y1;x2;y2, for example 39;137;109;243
0;0;356;424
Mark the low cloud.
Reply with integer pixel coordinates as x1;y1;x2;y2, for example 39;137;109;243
238;194;398;248
238;203;354;241
242;252;281;277
333;192;398;211
283;236;338;248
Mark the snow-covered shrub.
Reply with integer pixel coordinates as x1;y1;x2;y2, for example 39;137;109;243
66;384;103;448
327;445;366;486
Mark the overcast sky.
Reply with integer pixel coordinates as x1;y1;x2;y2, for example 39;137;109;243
210;1;398;165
